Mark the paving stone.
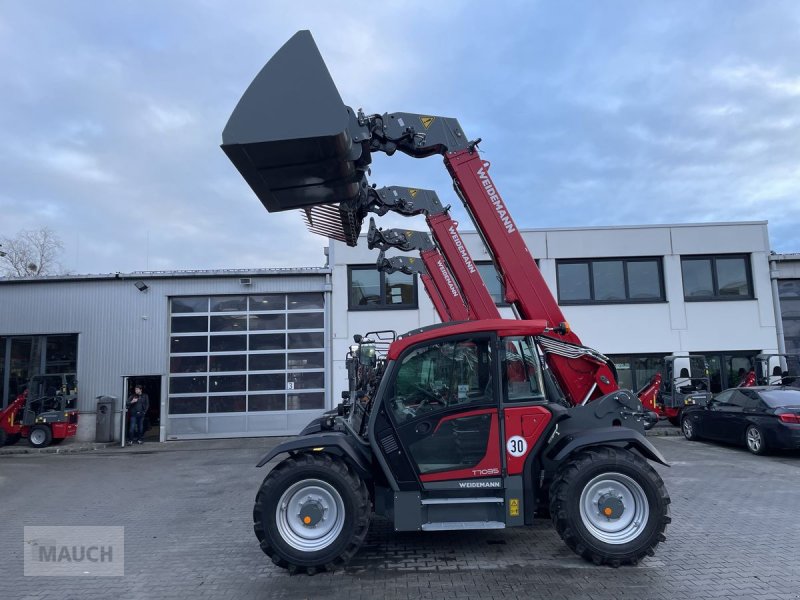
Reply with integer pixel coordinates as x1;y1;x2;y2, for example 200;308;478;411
1;436;799;599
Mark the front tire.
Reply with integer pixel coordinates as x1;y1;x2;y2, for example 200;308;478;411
253;453;370;574
549;446;670;567
745;425;767;455
28;425;52;448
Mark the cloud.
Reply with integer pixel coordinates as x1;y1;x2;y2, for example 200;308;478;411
1;0;800;274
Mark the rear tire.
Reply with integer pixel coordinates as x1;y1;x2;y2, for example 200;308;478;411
253;453;370;574
745;425;767;455
0;429;6;446
28;425;53;448
549;446;670;567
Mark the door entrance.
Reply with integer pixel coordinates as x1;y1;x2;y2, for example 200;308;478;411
124;376;162;442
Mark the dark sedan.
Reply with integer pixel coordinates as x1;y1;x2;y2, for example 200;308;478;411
681;386;800;455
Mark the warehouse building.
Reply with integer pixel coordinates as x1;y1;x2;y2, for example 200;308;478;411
0;268;331;441
0;220;793;442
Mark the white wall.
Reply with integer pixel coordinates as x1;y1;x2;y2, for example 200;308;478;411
329;221;778;395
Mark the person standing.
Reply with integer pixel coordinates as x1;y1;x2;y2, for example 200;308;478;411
126;384;149;444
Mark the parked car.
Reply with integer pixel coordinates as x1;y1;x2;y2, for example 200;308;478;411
681;386;800;455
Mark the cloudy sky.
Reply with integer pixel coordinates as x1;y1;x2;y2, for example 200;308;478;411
1;1;799;275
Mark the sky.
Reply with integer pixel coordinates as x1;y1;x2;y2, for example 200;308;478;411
1;0;799;275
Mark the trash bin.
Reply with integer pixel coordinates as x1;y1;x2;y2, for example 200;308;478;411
95;396;116;442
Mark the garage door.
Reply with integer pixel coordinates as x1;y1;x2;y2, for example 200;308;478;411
167;293;326;438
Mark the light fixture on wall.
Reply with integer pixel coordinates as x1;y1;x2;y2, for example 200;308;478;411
134;281;149;292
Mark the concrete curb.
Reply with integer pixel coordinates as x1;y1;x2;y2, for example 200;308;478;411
645;427;683;437
0;441;113;456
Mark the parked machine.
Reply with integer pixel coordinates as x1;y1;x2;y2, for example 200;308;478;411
221;31;671;572
0;373;79;448
743;354;800;387
638;356;711;426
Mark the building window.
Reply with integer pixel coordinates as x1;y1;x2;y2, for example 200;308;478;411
348;266;418;310
607;354;666;393
778;279;800;353
681;255;753;301
475;262;507;305
556;258;664;304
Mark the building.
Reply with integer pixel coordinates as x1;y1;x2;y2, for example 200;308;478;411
0;220;787;442
330;221;779;397
0;268;331;441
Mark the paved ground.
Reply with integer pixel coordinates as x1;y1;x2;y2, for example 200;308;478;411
1;435;799;600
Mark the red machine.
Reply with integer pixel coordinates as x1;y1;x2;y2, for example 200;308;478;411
0;374;79;448
637;356;711;425
221;31;669;573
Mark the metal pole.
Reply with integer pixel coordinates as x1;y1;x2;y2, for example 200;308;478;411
121;376;128;447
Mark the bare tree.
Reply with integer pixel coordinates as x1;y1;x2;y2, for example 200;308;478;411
0;227;65;278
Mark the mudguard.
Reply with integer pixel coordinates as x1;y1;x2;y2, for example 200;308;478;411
255;431;373;478
545;426;670;467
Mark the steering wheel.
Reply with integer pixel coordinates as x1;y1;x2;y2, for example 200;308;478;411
413;384;446;411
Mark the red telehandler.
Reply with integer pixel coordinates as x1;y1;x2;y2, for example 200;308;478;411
222;31;670;573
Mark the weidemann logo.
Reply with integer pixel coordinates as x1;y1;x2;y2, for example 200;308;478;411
436;258;461;298
458;480;501;489
447;226;477;273
477;162;516;234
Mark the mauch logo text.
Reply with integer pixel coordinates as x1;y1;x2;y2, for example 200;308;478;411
36;544;115;563
24;526;124;576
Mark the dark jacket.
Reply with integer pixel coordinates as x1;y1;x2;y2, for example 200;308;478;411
127;393;150;415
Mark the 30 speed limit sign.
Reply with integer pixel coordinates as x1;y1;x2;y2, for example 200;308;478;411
506;435;527;457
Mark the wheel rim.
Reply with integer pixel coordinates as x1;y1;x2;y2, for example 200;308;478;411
275;479;345;552
579;473;650;545
747;427;762;452
682;418;693;438
30;429;46;445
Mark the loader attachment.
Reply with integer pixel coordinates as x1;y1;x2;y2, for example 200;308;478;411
221;29;371;241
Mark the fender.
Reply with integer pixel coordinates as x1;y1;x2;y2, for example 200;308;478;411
255;432;373;479
545;426;670;467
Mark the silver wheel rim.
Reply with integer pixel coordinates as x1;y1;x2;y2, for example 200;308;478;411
579;473;650;545
682;419;693;438
275;479;345;552
747;427;762;452
30;429;46;445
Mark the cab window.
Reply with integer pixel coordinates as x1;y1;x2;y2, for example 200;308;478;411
389;337;494;423
502;336;544;403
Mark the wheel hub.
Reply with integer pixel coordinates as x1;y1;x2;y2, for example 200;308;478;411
298;498;326;527
597;493;625;520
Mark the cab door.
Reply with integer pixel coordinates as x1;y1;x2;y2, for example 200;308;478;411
384;334;502;483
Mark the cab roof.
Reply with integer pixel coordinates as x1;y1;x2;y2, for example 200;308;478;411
387;319;549;360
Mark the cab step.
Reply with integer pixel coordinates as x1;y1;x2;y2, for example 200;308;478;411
421;497;504;505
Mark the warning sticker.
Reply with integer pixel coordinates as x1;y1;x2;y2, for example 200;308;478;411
509;498;520;517
409;188;418;198
420;116;435;129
